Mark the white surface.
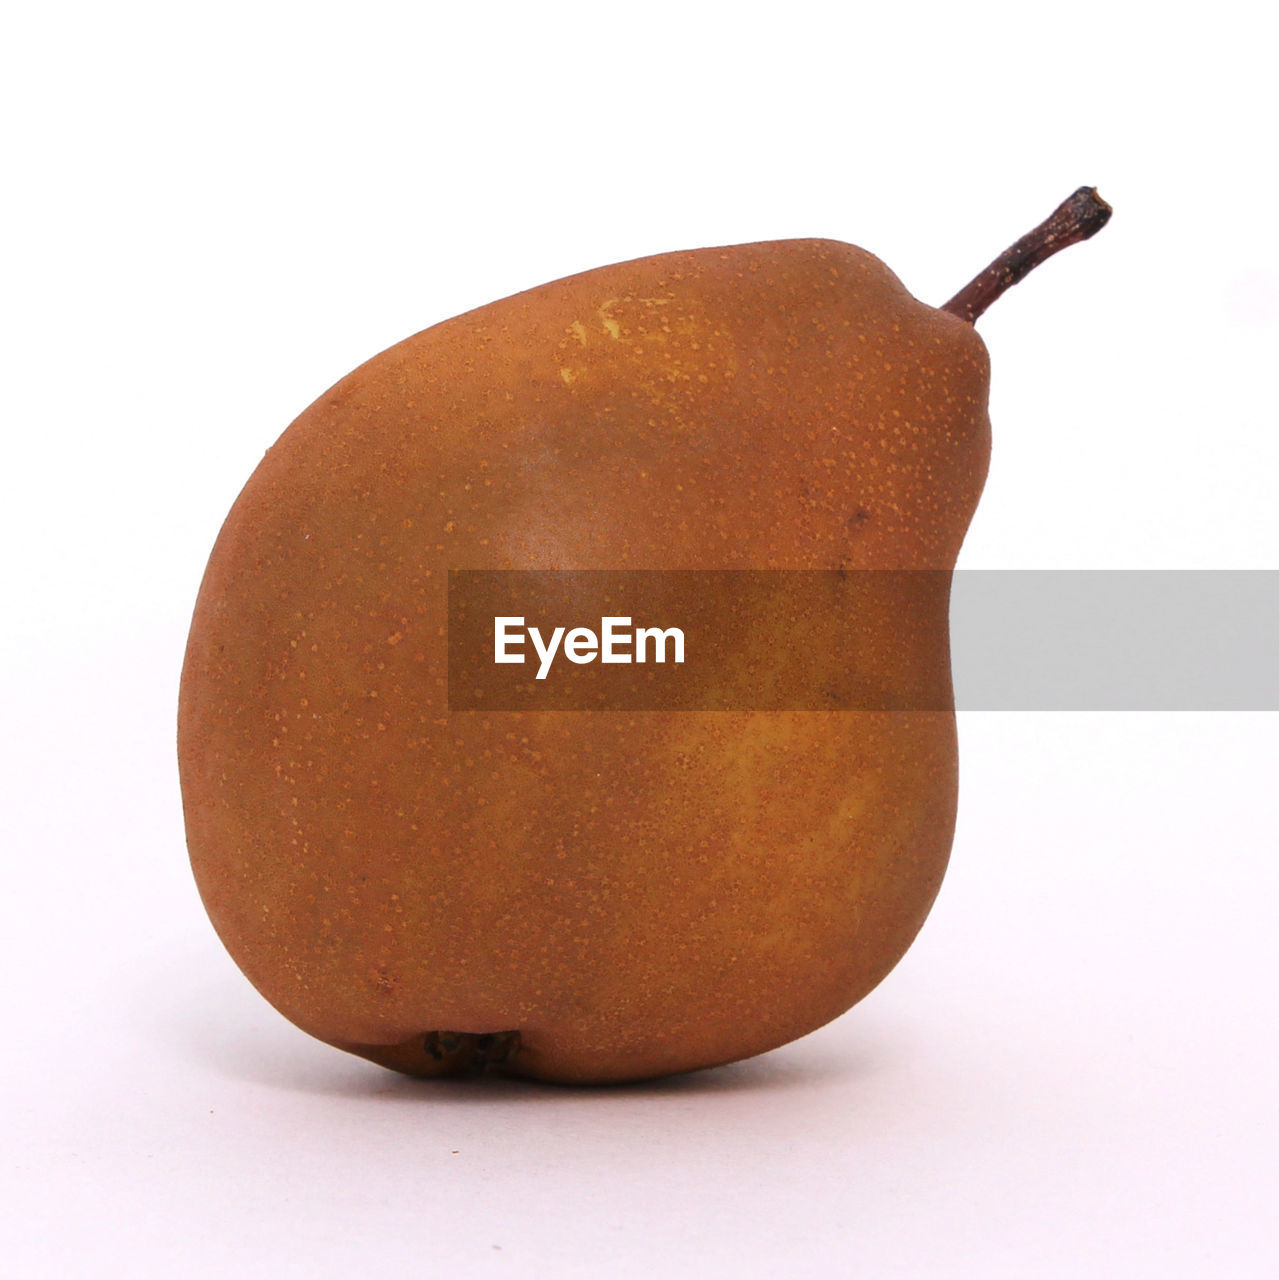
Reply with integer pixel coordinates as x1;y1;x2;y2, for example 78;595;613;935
3;3;1276;1276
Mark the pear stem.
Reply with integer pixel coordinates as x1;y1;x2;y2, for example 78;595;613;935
941;187;1112;324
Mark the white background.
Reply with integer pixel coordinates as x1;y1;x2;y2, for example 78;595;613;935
3;2;1276;1276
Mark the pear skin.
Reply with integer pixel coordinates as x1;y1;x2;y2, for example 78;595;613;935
180;193;1109;1083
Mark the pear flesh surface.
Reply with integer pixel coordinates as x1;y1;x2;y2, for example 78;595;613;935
178;239;991;1083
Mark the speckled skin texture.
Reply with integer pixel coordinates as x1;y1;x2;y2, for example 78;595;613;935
178;239;991;1083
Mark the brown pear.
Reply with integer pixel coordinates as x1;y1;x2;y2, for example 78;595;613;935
179;189;1110;1083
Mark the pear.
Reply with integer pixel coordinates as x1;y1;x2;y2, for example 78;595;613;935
179;189;1110;1083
